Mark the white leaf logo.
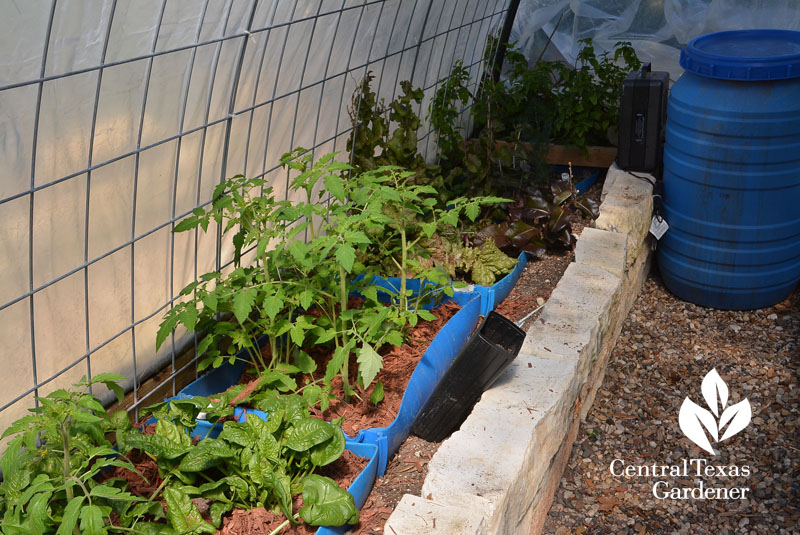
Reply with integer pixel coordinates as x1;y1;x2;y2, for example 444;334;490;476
678;369;751;455
701;368;727;417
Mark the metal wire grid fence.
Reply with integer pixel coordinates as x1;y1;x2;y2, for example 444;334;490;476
0;0;512;426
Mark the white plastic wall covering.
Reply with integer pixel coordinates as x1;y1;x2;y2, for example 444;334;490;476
0;0;511;434
512;0;800;80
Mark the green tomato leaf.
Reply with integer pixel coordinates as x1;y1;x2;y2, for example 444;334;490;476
288;240;311;267
56;496;85;535
369;380;385;406
89;485;141;502
174;216;199;233
29;491;53;534
202;292;218;312
283;417;335;452
420;221;437;238
163;487;216;534
361;285;380;304
464;203;480;221
324;346;348;384
356;343;383;388
324;174;346;201
315;328;336;345
335;244;356;273
263;294;283;321
178;304;199;332
79;504;105;535
299;474;359;526
416;309;436;322
290;323;307;347
384;330;404;347
299;289;315;310
295;350;317;374
233;288;257;324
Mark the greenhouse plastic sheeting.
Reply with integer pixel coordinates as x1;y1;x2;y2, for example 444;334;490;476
0;0;512;435
511;0;800;80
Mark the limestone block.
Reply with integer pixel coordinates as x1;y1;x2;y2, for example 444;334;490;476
594;164;653;267
384;494;487;535
574;227;628;278
422;357;577;510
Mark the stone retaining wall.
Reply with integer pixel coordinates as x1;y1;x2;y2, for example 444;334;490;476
384;164;655;535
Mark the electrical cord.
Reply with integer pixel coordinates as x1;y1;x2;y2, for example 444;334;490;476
629;171;656;186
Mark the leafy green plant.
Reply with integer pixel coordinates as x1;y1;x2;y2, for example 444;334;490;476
351;166;511;302
419;236;519;286
548;39;641;149
0;375;165;535
119;392;358;531
429;60;471;159
346;73;443;195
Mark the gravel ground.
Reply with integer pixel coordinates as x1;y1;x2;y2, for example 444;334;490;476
544;272;799;535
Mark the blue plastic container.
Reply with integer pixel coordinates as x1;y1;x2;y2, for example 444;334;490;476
355;294;482;475
660;29;800;310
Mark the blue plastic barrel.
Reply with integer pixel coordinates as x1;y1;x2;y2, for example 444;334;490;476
659;29;800;310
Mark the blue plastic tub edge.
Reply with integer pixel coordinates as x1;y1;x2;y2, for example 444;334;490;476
356;294;483;475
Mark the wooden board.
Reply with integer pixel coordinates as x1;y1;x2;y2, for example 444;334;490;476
109;343;199;417
544;145;617;168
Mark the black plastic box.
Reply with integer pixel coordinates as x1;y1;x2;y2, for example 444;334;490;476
617;63;669;175
411;311;525;442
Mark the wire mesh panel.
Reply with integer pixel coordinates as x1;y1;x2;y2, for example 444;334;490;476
0;0;511;431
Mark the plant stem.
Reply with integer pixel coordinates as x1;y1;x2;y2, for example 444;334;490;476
268;513;301;535
399;228;408;314
60;421;73;502
338;264;351;401
148;474;172;502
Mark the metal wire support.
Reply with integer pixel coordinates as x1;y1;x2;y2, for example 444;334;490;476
0;0;515;426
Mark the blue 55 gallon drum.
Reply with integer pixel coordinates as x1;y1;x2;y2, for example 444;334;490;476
659;29;800;310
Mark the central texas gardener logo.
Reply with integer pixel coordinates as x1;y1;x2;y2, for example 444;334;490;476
679;369;752;455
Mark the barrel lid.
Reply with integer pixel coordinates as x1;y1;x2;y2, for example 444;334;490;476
680;29;800;81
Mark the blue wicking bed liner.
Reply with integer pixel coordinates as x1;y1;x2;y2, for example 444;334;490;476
363;252;527;317
352;274;478;309
159;285;479;492
353;294;482;475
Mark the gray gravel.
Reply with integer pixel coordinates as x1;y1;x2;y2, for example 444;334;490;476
543;274;799;535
